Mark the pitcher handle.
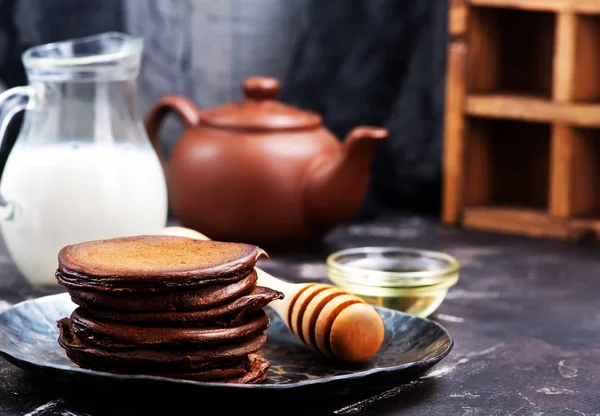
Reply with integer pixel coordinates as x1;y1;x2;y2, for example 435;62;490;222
144;95;201;168
0;85;36;221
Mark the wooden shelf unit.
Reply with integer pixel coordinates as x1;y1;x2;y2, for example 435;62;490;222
443;0;600;240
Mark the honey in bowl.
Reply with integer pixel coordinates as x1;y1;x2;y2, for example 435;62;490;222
326;247;459;318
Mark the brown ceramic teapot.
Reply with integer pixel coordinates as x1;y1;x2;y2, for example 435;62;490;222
145;76;388;244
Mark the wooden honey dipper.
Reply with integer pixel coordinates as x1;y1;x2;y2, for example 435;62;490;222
162;226;385;362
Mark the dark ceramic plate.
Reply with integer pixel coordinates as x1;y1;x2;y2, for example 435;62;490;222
0;293;452;400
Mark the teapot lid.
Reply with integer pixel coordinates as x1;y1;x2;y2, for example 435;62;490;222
201;77;322;130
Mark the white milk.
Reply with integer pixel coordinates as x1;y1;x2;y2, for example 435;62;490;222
0;141;168;285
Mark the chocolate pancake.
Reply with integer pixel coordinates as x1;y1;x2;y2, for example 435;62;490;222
66;270;258;312
158;354;269;383
58;318;267;373
56;236;267;292
163;361;248;381
69;308;270;348
86;287;284;326
161;358;250;381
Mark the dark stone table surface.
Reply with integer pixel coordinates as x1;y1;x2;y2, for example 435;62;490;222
1;212;599;415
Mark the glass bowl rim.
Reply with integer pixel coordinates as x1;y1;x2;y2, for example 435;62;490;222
326;246;460;287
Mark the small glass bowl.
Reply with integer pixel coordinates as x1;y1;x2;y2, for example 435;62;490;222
326;247;459;318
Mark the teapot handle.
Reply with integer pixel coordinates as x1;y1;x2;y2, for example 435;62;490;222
0;85;37;221
144;95;202;168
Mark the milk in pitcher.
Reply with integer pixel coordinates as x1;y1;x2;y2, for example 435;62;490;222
0;141;168;285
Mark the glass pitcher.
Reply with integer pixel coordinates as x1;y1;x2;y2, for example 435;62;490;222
0;32;168;286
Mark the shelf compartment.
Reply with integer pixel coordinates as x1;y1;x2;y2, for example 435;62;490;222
466;94;600;126
465;118;550;209
550;127;600;218
467;7;555;98
570;14;600;102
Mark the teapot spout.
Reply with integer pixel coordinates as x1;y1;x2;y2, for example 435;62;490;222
303;126;388;231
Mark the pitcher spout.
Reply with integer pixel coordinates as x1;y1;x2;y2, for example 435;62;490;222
22;32;143;82
303;126;388;231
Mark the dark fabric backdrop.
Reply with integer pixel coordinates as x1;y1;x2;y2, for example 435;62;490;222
0;0;448;218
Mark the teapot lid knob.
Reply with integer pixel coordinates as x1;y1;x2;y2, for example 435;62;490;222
242;77;280;100
201;75;321;130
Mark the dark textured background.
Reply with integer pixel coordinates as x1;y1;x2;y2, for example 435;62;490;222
0;0;448;217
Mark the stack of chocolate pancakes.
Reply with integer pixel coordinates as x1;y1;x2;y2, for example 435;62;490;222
55;235;284;384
